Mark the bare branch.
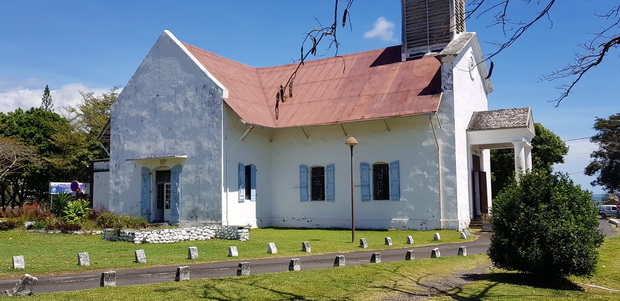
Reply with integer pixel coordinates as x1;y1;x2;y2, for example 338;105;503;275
275;0;355;119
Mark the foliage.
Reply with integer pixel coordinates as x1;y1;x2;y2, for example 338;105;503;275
61;199;91;224
40;85;53;112
0;107;71;205
0;137;38;180
585;113;620;194
491;123;568;198
51;192;73;217
489;171;605;279
4;202;51;223
57;222;82;233
95;212;147;229
0;220;18;231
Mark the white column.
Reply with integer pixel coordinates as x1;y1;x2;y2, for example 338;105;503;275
524;143;533;171
513;141;526;181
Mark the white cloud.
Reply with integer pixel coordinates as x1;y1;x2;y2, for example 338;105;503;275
364;17;397;42
0;81;110;114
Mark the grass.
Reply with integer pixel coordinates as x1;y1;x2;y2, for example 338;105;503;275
27;254;490;300
15;230;620;300
427;234;620;300
0;228;471;278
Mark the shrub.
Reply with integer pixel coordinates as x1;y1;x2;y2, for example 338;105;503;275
51;192;74;217
95;212;147;229
0;220;18;231
57;222;82;233
489;171;605;279
4;203;51;222
28;220;48;230
62;199;91;224
95;212;121;229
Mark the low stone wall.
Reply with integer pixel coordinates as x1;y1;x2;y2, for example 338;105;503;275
103;226;250;244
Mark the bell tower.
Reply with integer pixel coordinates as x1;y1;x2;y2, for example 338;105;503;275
401;0;466;60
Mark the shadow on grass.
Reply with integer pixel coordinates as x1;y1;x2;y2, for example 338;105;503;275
198;278;352;301
371;263;583;300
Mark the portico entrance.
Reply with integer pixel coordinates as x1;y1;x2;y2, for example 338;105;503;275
467;107;536;218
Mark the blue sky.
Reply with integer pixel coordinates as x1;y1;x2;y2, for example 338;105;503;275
1;1;617;194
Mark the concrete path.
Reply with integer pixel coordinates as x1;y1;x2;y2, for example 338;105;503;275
1;219;616;294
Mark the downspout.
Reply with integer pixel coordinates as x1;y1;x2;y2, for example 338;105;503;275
224;124;255;225
429;113;444;229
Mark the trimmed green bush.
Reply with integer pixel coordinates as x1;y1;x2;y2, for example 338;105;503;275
489;171;605;279
95;212;147;230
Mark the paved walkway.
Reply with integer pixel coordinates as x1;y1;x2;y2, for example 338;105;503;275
1;219;616;294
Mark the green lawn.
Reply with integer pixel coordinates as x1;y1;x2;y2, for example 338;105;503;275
428;234;620;300
18;230;620;300
0;228;471;278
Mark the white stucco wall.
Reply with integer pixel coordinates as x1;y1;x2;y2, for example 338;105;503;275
109;31;224;225
436;33;491;230
261;116;441;230
222;106;272;227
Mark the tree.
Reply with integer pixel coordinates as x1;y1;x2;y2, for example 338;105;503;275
0;138;38;181
489;171;605;279
467;1;620;105
491;123;568;198
40;85;53;112
66;87;118;139
0;108;71;204
585;113;620;194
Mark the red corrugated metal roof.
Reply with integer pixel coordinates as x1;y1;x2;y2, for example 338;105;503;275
183;43;442;128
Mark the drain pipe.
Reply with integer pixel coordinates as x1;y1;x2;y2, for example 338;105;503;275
224;124;255;225
429;113;444;229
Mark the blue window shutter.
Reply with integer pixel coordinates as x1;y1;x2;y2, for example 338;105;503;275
299;165;309;202
326;163;335;202
360;162;371;202
250;164;257;201
390;160;400;201
140;167;152;221
170;164;182;223
238;163;245;202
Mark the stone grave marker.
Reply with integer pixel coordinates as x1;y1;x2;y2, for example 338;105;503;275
188;247;198;260
463;229;471;238
460;232;467;239
228;246;239;257
175;266;190;281
333;255;345;267
78;252;90;266
406;236;414;244
433;233;441;241
359;238;368;248
135;249;146;263
267;242;277;254
302;241;311;253
289;258;301;271
100;271;116;287
4;274;38;296
12;256;25;269
384;237;392;246
370;253;381;263
405;250;415;260
237;262;250;276
431;248;441;258
458;246;467;256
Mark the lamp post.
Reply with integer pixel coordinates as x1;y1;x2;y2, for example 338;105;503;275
345;136;358;243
